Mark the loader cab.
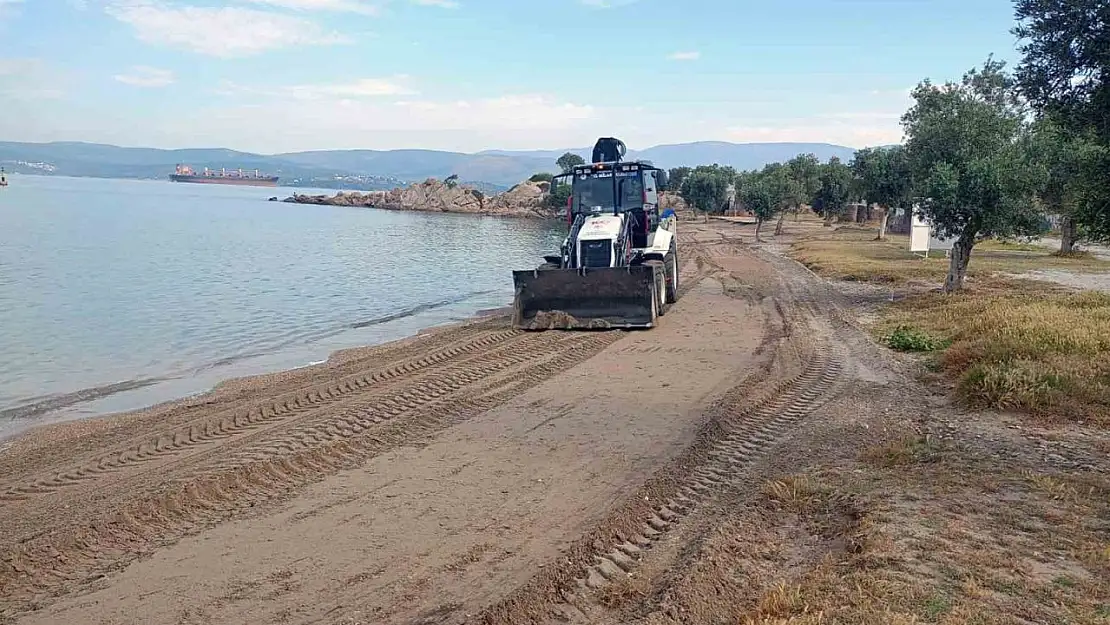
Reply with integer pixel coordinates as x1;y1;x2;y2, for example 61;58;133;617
556;161;664;249
565;162;661;215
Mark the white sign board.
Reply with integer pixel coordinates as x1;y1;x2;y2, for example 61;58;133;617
910;211;931;253
909;207;958;254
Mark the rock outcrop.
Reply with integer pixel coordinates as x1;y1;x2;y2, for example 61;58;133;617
284;178;558;219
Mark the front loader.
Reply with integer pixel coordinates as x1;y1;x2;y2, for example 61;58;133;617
510;137;680;331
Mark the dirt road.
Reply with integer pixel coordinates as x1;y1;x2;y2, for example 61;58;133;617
1;222;873;624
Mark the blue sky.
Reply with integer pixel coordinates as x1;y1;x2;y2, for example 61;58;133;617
0;0;1023;153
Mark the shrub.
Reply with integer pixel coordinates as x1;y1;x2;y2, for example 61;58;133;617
886;325;945;352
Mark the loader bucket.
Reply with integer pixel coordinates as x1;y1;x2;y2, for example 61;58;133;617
511;265;659;330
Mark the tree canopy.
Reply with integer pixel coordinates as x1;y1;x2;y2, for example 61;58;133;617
851;146;912;211
679;165;733;218
786;153;821;204
903;57;1045;292
1014;0;1110;243
556;152;585;173
851;145;913;239
1013;0;1110;140
813;157;855;222
666;166;692;193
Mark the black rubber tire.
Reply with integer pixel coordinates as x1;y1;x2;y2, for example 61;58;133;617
664;244;679;304
644;259;667;317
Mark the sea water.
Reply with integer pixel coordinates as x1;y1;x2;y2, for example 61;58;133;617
0;174;564;438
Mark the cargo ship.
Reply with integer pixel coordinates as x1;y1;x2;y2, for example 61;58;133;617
169;164;279;187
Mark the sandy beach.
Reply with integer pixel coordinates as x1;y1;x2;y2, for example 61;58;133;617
2;218;1105;625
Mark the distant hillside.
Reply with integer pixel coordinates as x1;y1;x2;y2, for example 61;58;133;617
0;142;407;191
481;141;861;172
276;149;551;189
632;142;859;170
0;139;875;189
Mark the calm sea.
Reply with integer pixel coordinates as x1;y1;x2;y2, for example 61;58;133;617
0;174;564;439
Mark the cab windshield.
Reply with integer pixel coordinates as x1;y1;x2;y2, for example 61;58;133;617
573;173;643;214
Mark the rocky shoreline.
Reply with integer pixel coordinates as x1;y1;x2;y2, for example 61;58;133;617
284;177;560;219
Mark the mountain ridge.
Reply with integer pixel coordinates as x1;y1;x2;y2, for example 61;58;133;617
0;139;884;188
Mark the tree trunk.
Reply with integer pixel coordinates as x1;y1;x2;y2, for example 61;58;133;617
823;209;834;227
755;217;763;242
774;209;787;236
1060;215;1078;254
875;207;890;240
943;228;977;294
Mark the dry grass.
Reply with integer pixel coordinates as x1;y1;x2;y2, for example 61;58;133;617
860;435;944;467
762;475;822;509
789;226;1110;424
881;290;1110;424
789;227;1108;286
731;461;1110;625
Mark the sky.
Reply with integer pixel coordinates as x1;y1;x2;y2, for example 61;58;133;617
0;0;1024;154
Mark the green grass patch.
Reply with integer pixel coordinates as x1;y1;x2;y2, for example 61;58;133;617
884;325;947;352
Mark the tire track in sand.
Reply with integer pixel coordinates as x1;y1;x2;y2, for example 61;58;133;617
545;341;842;624
0;331;625;618
158;331;588;475
0;328;522;502
475;241;843;625
0;318;507;486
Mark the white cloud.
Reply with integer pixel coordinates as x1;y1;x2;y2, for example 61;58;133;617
240;0;381;15
724;120;904;148
287;77;416;98
114;65;175;87
667;51;700;61
216;76;417;99
105;1;352;57
136;91;603;152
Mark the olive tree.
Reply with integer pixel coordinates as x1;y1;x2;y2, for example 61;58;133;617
738;174;777;242
666;166;692;192
784;153;821;227
556;152;585;173
813;157;855;226
1026;119;1110;253
851;145;912;240
1014;0;1110;242
679;166;732;222
903;57;1045;293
